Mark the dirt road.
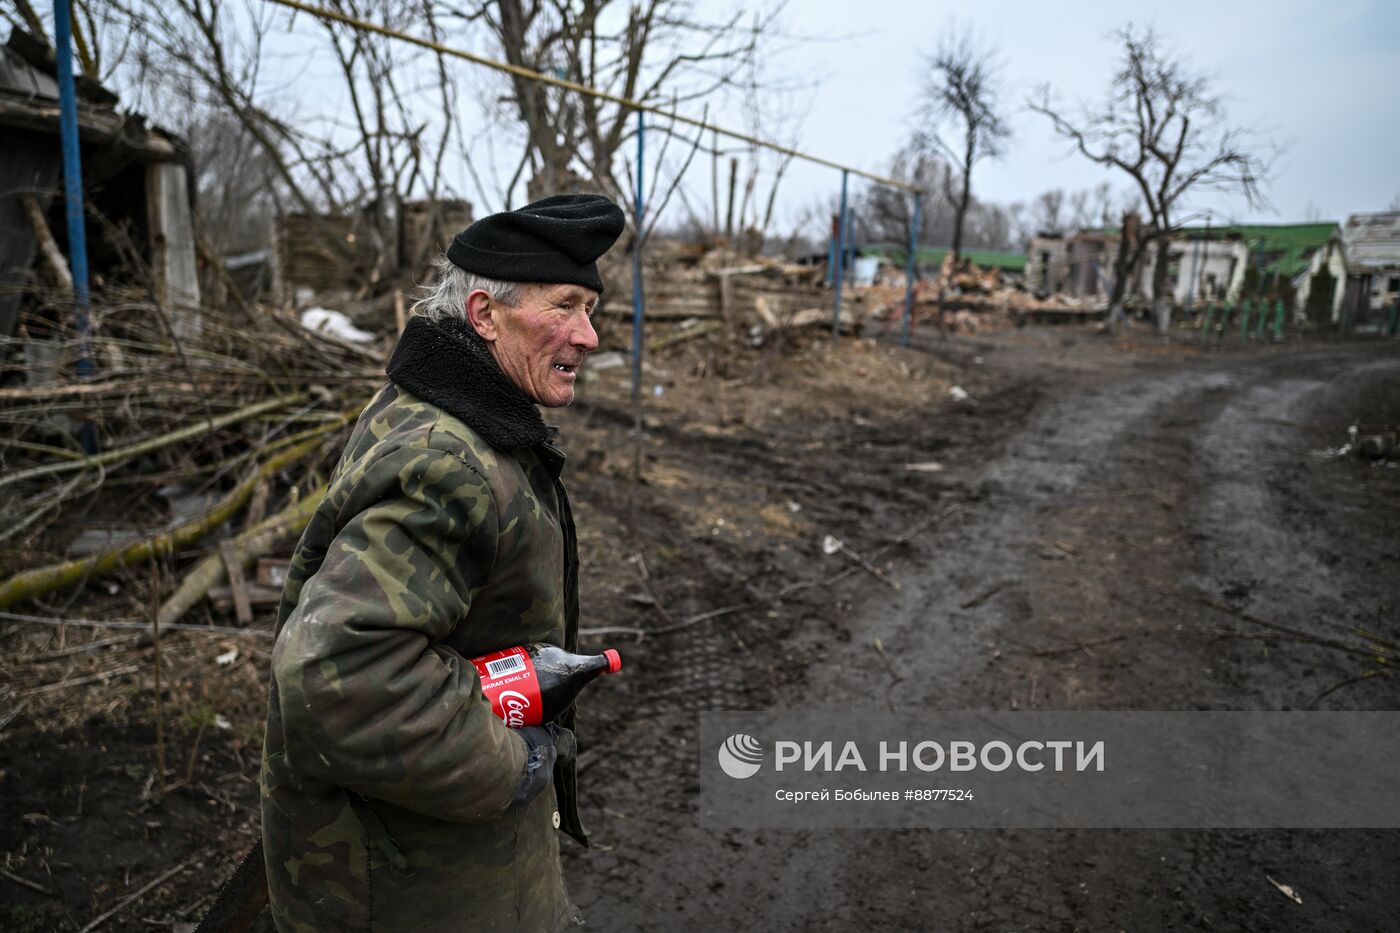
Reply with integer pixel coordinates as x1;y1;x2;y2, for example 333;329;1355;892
3;329;1395;931
567;331;1400;932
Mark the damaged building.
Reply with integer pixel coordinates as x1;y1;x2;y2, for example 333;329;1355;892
0;28;198;342
1341;212;1400;325
1025;221;1348;321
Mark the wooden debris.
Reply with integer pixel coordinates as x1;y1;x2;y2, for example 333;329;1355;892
960;581;1009;609
158;486;326;627
872;637;904;712
220;541;254;626
394;290;407;334
206;583;284;614
0;434;329;610
753;295;779;328
647;320;723;352
20;193;73;295
244;479;270;530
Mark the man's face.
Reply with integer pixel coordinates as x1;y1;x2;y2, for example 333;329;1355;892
477;283;600;407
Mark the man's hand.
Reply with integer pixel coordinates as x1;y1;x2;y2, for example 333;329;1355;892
508;723;576;810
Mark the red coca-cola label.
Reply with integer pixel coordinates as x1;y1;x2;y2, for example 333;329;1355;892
470;646;542;727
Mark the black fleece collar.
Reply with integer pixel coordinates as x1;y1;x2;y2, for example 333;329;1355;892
386;316;551;451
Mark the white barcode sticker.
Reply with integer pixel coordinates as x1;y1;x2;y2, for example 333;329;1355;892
485;654;527;678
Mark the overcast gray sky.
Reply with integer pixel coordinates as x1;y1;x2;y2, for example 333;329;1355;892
751;0;1400;235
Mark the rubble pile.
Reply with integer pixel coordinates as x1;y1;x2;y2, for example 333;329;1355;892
903;253;1102;332
596;243;1105;352
598;243;857;350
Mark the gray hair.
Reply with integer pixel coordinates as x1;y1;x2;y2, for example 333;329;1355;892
410;256;526;323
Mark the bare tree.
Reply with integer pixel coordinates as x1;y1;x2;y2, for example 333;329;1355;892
1067;189;1092;229
316;0;460;283
85;0;794;295
186;109;280;254
1029;25;1273;332
1004;200;1030;250
110;0;346;216
862;143;1023;256
1034;189;1065;234
860;145;946;251
1036;182;1117;233
743;52;809;253
481;1;780;211
97;0;475;286
916;26;1010;265
1091;181;1114;227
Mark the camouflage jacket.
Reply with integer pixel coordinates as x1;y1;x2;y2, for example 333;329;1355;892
261;317;586;932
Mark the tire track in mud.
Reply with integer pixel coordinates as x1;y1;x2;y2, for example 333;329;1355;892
563;378;1038;929
783;342;1400;932
1189;355;1400;710
803;358;1215;708
572;339;1400;932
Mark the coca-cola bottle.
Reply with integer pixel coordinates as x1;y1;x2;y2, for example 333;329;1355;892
469;644;622;727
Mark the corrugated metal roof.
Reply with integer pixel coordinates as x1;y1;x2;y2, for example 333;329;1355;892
1342;213;1400;273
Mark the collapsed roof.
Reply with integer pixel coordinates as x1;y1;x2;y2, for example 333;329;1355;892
1342;213;1400;274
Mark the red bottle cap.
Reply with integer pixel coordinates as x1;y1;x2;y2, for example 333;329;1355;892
603;648;622;674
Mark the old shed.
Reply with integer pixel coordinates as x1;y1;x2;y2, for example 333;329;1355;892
0;28;198;340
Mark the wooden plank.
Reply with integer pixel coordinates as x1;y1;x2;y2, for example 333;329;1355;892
707;264;770;277
219;541;254;626
207;583;284;612
717;271;733;322
19;193;72;295
244;480;270;531
753;296;779;328
648;320;723;351
146;162;202;338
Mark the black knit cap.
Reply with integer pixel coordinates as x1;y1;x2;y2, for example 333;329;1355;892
446;193;626;295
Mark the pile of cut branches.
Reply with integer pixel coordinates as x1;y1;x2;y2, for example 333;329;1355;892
0;290;383;630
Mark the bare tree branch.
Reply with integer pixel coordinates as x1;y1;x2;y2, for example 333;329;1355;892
916;24;1009;263
1027;24;1278;331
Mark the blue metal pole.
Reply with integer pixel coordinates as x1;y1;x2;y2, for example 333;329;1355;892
832;170;849;339
53;0;90;317
631;110;645;413
54;0;98;453
901;192;922;347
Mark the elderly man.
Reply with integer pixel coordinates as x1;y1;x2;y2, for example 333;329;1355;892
260;194;625;932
